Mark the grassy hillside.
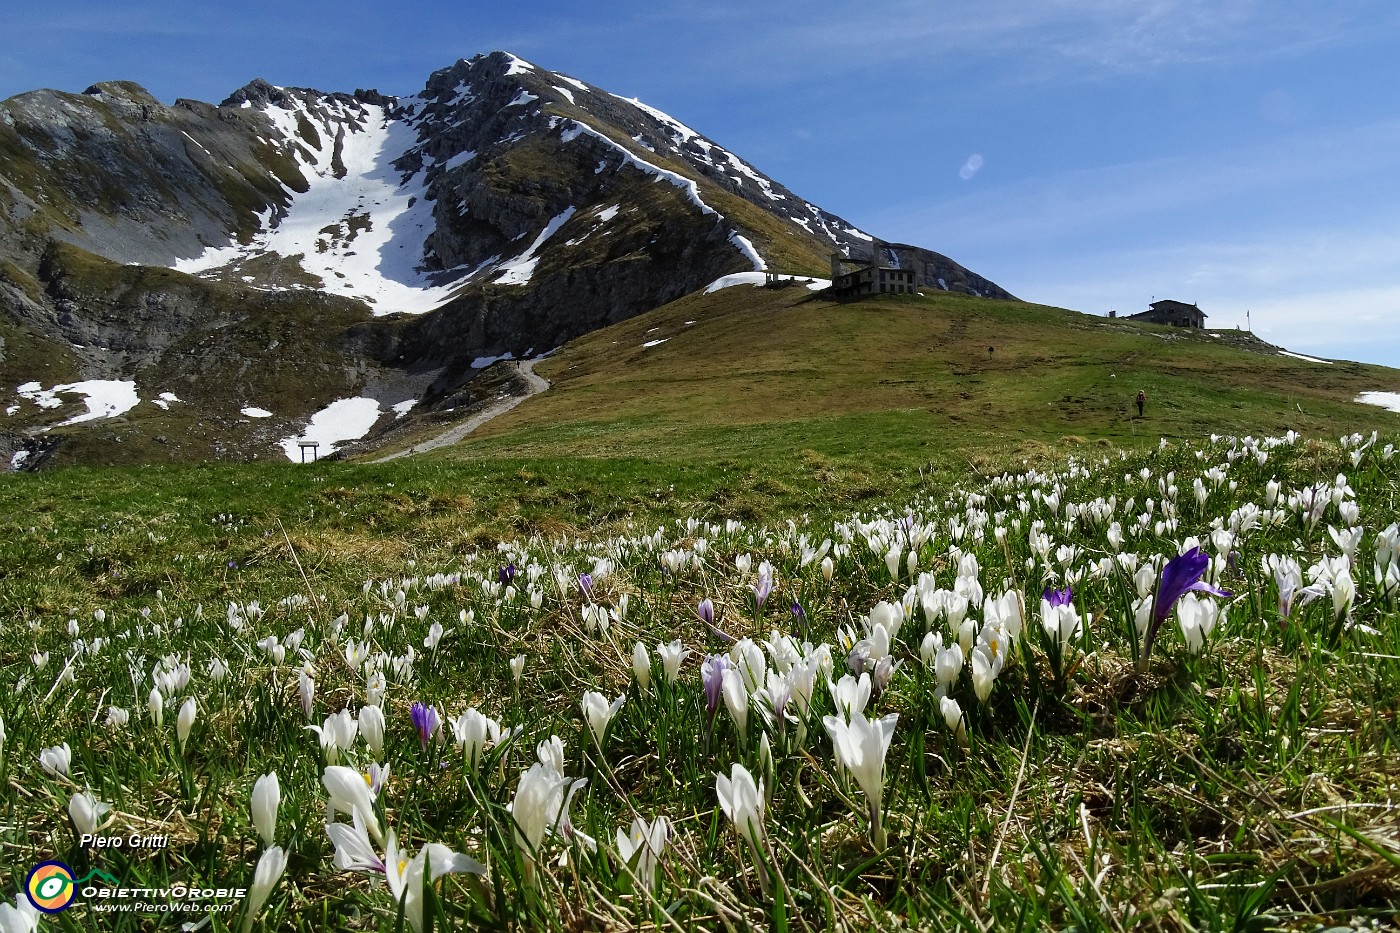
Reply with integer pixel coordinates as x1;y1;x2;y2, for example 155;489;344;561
372;284;1400;470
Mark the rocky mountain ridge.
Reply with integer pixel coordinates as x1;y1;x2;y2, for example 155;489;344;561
0;51;1013;468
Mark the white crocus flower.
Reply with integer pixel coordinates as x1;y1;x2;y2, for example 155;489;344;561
177;698;197;754
656;640;688;684
105;706;129;729
358;704;385;758
970;647;996;704
919;631;940;668
828;672;871;720
148;688;164;728
0;893;41;933
730;638;767;694
580;691;625;748
933;642;963;694
716;761;765;849
381;840;485;933
984;589;1024;643
365;670;387;707
537;735;566;773
1039;597;1081;650
510;762;572;873
39;742;72;777
940;696;967;746
510;654;526;685
452;708;493;773
823;710;899;850
240;844;287;933
616;816;670;893
252;772;280;847
423;621;444;651
720;668;749;744
1177;593;1220;655
307;710;358;764
68;789;111;836
632;641;651;692
323;765;383;843
326;809;385;872
299;666;315;720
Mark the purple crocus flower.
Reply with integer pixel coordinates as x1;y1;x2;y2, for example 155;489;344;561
1042;585;1073;608
701;655;728;727
1139;547;1231;668
1156;548;1231;620
410;702;441;751
579;573;593;600
698;598;735;643
499;562;516;585
791;601;808;637
753;571;773;612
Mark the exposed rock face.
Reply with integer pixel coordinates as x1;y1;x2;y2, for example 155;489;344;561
0;50;1016;467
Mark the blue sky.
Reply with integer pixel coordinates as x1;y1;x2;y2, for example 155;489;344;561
4;1;1399;368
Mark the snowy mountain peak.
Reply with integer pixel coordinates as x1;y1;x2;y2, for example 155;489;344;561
0;50;1012;466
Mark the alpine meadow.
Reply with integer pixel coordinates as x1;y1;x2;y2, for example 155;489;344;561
3;46;1400;933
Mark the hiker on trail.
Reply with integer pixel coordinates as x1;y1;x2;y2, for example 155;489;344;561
1136;389;1146;417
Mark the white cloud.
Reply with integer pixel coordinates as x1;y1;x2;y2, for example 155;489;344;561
669;0;1400;87
959;154;984;181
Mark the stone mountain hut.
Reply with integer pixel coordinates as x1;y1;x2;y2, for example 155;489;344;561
1114;299;1207;328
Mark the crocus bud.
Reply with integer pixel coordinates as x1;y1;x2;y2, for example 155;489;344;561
358;704;385;758
177;698;197;754
632;642;650;692
298;667;315;721
240;845;287;933
251;772;280;847
148;688;164;728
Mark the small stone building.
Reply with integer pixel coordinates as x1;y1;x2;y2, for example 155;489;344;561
1123;300;1206;328
830;241;918;298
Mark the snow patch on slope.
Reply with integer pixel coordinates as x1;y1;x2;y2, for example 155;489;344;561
704;272;830;294
561;119;763;271
495;208;577;285
1356;392;1400;413
280;397;384;460
563;118;717;218
17;380;140;426
173;98;468;316
728;234;767;272
1278;350;1333;365
442;149;477;171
